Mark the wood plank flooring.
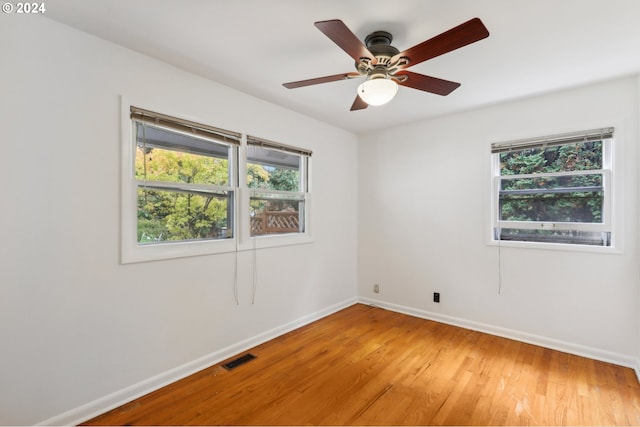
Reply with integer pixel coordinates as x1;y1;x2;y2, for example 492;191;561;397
82;304;640;425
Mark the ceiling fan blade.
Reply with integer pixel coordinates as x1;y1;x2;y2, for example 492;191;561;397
395;71;461;96
350;95;368;111
392;18;489;69
315;19;375;62
283;72;360;89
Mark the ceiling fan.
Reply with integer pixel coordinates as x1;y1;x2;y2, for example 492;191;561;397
283;18;489;110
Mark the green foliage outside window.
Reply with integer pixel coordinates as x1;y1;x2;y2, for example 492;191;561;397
247;162;301;217
499;141;604;224
136;147;302;243
136;147;232;243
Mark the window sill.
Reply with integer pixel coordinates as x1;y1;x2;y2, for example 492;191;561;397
486;239;622;254
121;234;314;264
121;238;238;264
238;233;314;251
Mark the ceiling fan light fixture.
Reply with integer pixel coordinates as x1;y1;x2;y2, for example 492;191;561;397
357;76;398;106
283;18;489;111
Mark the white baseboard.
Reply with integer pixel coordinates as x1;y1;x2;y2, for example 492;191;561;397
37;297;358;426
37;296;640;425
358;296;639;372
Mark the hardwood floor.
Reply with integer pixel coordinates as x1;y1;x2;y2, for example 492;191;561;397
82;304;640;425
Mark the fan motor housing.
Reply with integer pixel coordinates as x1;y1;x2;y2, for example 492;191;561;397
365;31;392;47
365;30;400;59
357;30;401;74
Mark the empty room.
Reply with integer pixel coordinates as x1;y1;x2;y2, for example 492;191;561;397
3;0;640;425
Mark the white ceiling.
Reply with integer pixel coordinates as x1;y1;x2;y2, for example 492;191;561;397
45;0;640;134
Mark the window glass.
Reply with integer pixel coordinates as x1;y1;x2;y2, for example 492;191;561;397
247;144;308;236
499;174;604;223
249;197;304;235
247;146;302;191
136;146;230;186
134;122;235;244
493;134;612;247
137;188;232;244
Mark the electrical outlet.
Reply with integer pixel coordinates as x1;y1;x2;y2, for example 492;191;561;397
373;284;380;293
433;292;440;303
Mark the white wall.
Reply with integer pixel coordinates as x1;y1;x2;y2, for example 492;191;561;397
0;17;358;425
358;75;640;365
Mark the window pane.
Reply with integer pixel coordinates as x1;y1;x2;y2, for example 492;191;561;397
499;191;604;223
137;187;233;244
500;141;603;175
136;146;229;186
497;228;610;246
134;122;231;158
499;173;604;223
250;197;304;236
247;146;301;192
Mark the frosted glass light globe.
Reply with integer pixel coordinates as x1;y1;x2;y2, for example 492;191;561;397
357;78;398;106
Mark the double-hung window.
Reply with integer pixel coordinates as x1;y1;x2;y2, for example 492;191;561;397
125;107;240;261
491;127;613;247
122;105;312;263
246;136;311;236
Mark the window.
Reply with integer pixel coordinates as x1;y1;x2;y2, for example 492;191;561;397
122;103;313;263
246;136;311;237
123;107;240;262
491;127;613;247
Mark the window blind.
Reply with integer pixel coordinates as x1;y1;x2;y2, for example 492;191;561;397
491;127;613;154
247;135;312;157
130;106;241;145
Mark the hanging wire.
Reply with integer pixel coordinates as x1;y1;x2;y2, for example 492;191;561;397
234;143;241;306
141;123;148;204
497;226;503;295
494;155;503;295
250;143;258;305
233;228;239;305
496;155;503;295
233;253;239;305
251;233;258;304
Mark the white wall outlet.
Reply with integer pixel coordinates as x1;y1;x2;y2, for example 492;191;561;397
373;284;380;293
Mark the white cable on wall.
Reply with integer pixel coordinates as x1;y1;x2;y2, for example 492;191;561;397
234;235;240;306
250;144;258;305
252;231;257;305
497;226;503;295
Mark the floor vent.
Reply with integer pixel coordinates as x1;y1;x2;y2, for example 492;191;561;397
222;353;256;370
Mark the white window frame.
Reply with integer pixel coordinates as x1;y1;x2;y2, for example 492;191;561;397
121;101;239;263
121;98;313;263
237;136;313;251
489;127;616;251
